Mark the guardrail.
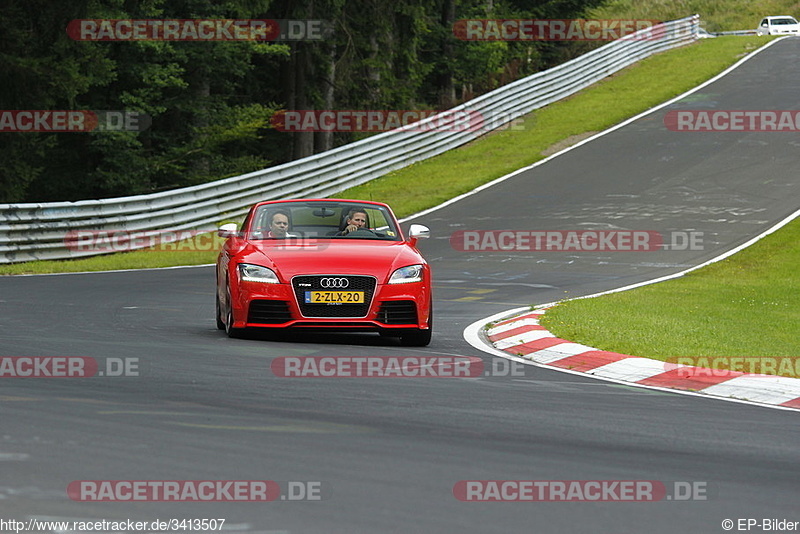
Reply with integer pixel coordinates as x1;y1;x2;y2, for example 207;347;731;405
0;15;699;264
709;29;758;36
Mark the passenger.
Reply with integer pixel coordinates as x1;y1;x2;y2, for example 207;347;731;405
267;209;291;238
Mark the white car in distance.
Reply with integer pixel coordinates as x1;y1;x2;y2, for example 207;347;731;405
756;16;800;35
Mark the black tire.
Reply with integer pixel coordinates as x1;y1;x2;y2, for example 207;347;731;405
225;285;246;339
215;293;225;330
399;328;432;346
399;306;432;346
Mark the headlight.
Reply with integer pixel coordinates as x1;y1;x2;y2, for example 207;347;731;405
388;264;423;284
238;263;279;284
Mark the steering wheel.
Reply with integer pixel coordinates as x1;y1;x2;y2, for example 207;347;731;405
343;228;377;237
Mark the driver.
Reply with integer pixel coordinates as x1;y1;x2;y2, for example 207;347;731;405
337;208;368;235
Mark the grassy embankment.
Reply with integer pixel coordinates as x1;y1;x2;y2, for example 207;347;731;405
591;0;799;33
539;220;800;364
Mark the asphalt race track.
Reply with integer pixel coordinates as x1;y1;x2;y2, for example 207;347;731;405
1;38;799;534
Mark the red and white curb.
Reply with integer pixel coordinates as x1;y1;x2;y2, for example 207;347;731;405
465;306;800;412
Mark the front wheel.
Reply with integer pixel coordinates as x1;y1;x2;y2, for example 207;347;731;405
399;328;432;346
215;293;225;330
225;285;247;339
399;306;432;346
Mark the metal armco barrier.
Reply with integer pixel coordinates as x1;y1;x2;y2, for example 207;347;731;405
0;15;699;264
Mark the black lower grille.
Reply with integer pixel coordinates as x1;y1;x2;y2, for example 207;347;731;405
292;275;376;318
377;301;418;325
247;300;292;324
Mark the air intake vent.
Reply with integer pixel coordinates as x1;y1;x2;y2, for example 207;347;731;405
247;300;292;324
377;301;418;325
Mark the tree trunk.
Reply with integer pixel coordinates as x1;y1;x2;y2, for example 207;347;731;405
437;0;456;109
191;76;210;176
315;44;336;154
292;43;314;160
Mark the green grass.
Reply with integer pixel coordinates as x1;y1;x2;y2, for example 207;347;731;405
0;35;770;275
0;247;219;275
540;217;800;374
591;0;800;32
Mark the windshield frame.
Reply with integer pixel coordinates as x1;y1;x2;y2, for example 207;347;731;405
244;200;404;242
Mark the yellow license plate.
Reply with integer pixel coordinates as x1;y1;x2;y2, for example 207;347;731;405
305;291;364;304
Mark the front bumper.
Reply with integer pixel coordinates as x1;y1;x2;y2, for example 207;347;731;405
231;280;431;331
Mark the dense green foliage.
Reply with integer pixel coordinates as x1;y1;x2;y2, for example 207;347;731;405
0;0;606;203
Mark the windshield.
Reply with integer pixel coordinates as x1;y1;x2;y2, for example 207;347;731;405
772;18;798;25
248;201;402;241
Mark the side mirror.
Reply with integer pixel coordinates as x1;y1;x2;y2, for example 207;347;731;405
218;223;238;238
408;224;430;246
408;224;430;239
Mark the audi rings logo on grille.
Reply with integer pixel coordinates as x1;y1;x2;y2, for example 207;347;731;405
320;277;350;289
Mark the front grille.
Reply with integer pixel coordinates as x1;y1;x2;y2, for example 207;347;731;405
377;301;418;325
247;300;292;324
292;275;377;318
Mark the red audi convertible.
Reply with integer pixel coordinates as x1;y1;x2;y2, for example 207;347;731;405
215;199;432;345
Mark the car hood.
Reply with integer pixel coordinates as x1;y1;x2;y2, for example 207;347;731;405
241;240;423;282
